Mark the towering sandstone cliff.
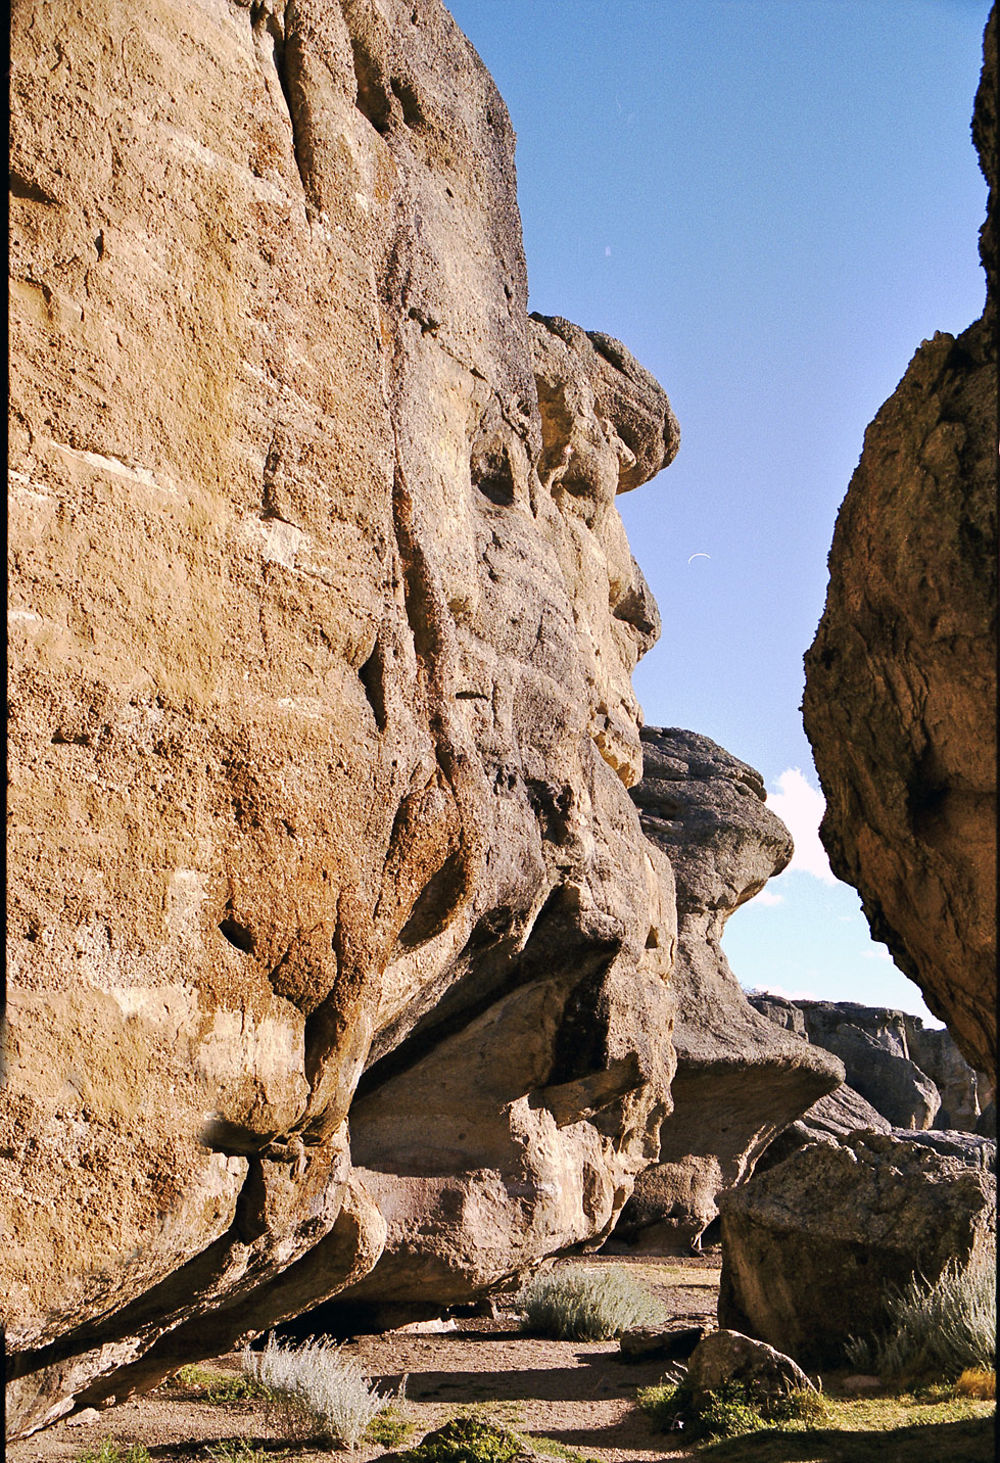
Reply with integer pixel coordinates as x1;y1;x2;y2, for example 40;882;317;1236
6;0;678;1435
803;6;997;1081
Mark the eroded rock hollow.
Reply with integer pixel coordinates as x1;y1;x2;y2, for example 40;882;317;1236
6;0;678;1435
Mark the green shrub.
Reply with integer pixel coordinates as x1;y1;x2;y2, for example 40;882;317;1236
845;1246;996;1382
242;1333;390;1449
396;1416;522;1463
636;1380;689;1432
77;1444;152;1463
366;1409;417;1447
517;1266;666;1341
693;1381;768;1439
170;1364;271;1405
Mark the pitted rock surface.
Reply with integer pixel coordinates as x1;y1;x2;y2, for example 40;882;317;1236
803;8;997;1080
6;0;677;1435
613;729;842;1252
719;1128;997;1367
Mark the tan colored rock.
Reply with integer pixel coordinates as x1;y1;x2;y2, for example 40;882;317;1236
613;729;842;1253
6;0;676;1436
311;315;680;1324
802;7;997;1081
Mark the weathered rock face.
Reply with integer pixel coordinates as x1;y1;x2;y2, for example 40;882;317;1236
751;995;990;1134
6;0;677;1436
685;1330;815;1408
612;730;842;1252
718;1129;997;1368
754;1083;892;1175
802;7;998;1081
906;1022;993;1132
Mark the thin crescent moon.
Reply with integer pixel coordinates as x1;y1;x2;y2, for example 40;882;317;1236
687;552;711;563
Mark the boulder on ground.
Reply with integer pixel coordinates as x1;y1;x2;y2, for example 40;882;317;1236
798;1018;940;1130
718;1129;997;1368
619;1315;714;1362
613;730;842;1252
755;1083;891;1172
685;1329;815;1407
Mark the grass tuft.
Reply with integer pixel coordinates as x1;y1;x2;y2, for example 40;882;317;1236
365;1408;417;1446
77;1444;152;1463
844;1245;996;1382
954;1367;996;1400
636;1379;688;1432
517;1266;666;1341
203;1442;276;1463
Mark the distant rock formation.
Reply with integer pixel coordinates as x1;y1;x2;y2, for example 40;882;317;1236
6;0;678;1435
719;1129;997;1368
802;6;997;1082
751;995;991;1136
611;730;842;1253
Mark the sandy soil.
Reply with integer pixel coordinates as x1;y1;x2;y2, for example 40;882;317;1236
9;1254;721;1463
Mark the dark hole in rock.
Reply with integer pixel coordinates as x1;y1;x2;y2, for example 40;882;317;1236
351;39;392;133
359;643;387;731
471;439;515;507
220;919;254;954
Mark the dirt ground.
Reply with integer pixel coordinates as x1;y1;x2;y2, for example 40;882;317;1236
8;1254;722;1463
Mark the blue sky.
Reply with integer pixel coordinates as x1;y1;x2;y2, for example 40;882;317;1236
446;0;991;1023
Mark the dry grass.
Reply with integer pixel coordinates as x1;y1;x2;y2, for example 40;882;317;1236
954;1367;996;1399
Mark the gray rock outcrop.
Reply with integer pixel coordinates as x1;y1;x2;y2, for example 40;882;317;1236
612;730;842;1252
751;996;991;1135
6;0;678;1435
718;1129;997;1368
802;6;997;1081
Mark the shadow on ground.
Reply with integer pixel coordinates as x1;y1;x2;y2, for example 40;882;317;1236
694;1415;996;1463
406;1355;640;1405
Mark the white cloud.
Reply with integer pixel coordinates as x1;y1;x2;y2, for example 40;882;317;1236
863;945;893;962
766;768;837;885
754;887;785;907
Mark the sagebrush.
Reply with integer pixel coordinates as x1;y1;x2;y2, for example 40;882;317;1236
517;1266;666;1340
241;1334;389;1449
845;1245;996;1381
